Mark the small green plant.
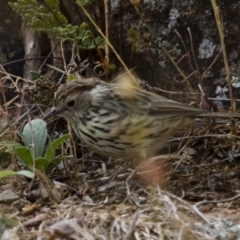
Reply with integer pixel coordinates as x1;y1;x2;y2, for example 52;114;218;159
52;24;105;50
2;119;71;174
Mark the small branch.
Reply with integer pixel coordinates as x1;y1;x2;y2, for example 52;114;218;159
187;28;201;82
201;49;222;80
211;0;234;111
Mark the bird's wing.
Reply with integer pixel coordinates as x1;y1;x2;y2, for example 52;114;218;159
112;84;206;118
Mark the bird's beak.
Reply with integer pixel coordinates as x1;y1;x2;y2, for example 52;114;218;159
43;107;61;120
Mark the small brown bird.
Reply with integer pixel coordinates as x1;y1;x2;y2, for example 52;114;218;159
44;78;240;159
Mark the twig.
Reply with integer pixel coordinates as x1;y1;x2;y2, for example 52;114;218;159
211;0;234;111
187;28;201;82
201;49;222;80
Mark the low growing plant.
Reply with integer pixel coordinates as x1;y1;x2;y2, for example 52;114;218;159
2;119;71;174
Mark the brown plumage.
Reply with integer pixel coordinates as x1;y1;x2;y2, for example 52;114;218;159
44;78;240;159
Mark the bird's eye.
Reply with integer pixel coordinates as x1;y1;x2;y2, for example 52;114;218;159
67;100;76;107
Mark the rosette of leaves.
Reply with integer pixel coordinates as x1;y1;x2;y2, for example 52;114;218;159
3;119;70;174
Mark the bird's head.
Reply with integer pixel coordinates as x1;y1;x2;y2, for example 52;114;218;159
43;78;103;120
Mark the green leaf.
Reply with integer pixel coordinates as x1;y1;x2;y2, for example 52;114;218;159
0;170;34;179
44;134;69;161
15;146;33;167
34;157;49;172
16;170;34;178
22;119;47;158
